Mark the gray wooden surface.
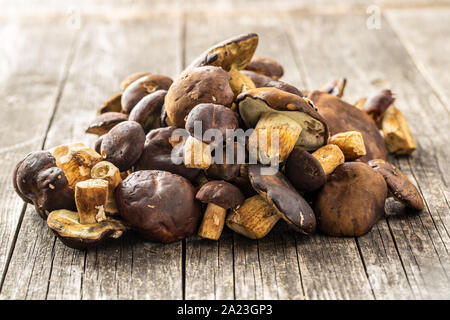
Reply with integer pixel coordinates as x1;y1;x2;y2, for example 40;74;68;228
0;1;449;300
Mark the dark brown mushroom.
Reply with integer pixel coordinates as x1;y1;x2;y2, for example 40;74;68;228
85;112;128;135
121;74;173;114
100;121;146;172
248;164;316;234
368;159;424;211
245;56;284;80
115;170;201;243
120;71;151;90
314;162;388;236
285;147;326;193
363;89;395;123
241;70;273;88
196;180;244;240
265;80;303;97
128;89;167;133
308;90;387;162
164;66;234;128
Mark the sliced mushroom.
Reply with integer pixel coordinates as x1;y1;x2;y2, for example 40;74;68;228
248;164;316;234
120;71;151;90
47;209;127;250
311;144;345;175
245;56;284;80
164;66;234;127
121;74;173;114
86;112;128;135
320;78;347;98
75;179;109;224
196;181;244;240
90;161;122;215
314;162;387;236
97;92;122;115
187;33;258;71
115;170;201;243
381;105;416;155
369;159;424;211
128;90;167;132
226;194;280;239
308;90;387;162
329;131;367;161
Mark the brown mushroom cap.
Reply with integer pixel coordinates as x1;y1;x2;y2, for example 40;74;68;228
47;209;127;250
120;72;151;90
314;162;388;236
237;87;329;150
285;147;326;193
164;66;234;128
100;121;146;172
245;56;284;80
121;74;173;114
185;103;239;145
368;159;424;211
86;112;128;135
265;80;303;97
115;170;201;243
196;180;244;210
308;90;387;161
241;70;273;88
14;151;76;219
128;90;167;132
187;33;258;71
13;158;32;204
248;164;316;234
134;126;200;181
97;92;122;115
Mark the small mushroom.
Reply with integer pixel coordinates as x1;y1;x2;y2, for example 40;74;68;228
47;209;127;250
115;170;201;243
97;92;122;115
85;112;128;135
265;80;303;97
14;151;76;219
363;89;395;123
164;66;234;127
314;162;388;236
121;74;173;114
90;161;122;215
237;87;329;154
311;144;345;175
248;164;316;234
128;90;167;132
381;105;416;155
100;121;146;172
187;33;258;71
329;131;367;160
245;56;284;80
120;71;151;90
308;90;387;162
369;159;424;211
226;194;280;239
285;147;326;193
241;70;273;88
320;78;347;98
196;181;244;240
74;179;109;224
134;126;200;181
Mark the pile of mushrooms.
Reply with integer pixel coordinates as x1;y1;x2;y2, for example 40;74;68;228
13;33;424;250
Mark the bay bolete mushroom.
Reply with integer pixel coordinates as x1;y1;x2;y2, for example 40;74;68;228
241;70;273;88
314;162;388;236
164;66;234;127
196;180;244;240
187;33;258;71
90;161;122;215
120;71;151;90
308;90;387;162
121;74;173;114
248;164;316;234
97;92;122;115
115;170;201;243
85;112;128;135
13;151;76;219
47;209;127;250
128;89;167;133
368;159;424;211
245;56;284;80
328;131;367;161
100;120;146;172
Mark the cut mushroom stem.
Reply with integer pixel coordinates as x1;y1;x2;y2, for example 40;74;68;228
184;136;212;169
197;203;227;240
226;195;280;239
75;179;109;224
249;112;302;163
381;105;416;155
329;131;367;160
90;161;122;215
312;144;345;175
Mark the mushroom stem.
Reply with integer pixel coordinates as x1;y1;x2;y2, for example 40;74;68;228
329;131;366;161
312;144;345;175
90;161;122;215
226;195;280;239
184;136;212;169
249;112;302;163
197;203;227;240
381;105;416;155
75;179;109;224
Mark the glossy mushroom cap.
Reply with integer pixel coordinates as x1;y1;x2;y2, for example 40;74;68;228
196;180;245;210
134;126;200;182
245;56;284;80
115;170;201;243
187;33;258;71
285;147;326;193
128;89;167;133
164;66;234;128
369;159;424;211
248;164;316;234
314;162;388;236
237;87;329;150
308;90;387;162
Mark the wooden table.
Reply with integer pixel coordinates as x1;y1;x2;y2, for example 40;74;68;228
0;0;449;300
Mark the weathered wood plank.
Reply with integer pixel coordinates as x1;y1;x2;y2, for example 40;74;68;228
0;20;77;295
1;15;184;300
286;12;450;299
